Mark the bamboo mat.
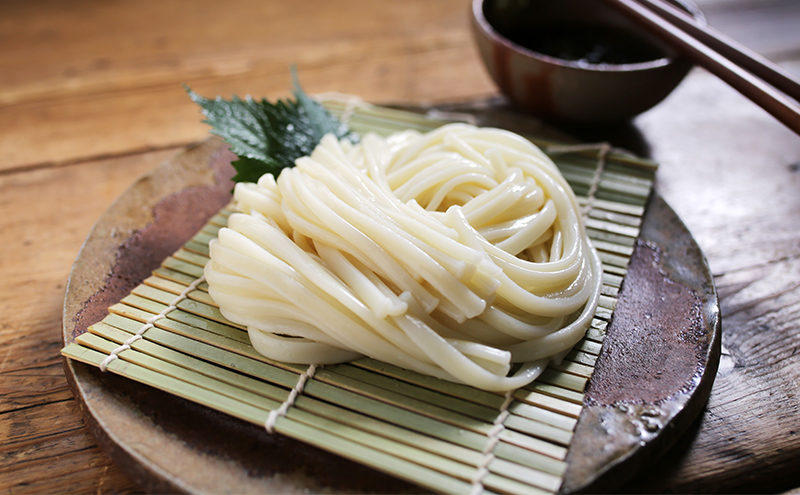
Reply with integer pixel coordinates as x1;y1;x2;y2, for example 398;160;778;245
61;103;656;495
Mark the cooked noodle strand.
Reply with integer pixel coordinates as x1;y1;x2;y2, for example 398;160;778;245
205;124;601;391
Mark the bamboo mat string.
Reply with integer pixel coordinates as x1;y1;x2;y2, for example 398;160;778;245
545;142;611;219
99;275;206;371
424;109;481;126
264;364;317;433
582;143;611;218
469;389;515;495
314;93;365;126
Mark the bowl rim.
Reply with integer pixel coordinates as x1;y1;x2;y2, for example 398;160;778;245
471;0;704;73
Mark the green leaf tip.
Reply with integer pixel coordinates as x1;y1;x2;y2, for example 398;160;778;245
187;71;358;184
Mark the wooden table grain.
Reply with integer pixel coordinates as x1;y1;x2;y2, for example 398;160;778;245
2;0;799;493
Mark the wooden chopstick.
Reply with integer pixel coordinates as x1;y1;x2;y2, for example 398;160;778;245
605;0;800;135
638;0;800;102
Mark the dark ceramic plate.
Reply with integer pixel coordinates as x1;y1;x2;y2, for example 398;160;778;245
62;106;720;494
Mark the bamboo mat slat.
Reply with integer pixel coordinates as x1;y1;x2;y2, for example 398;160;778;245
61;103;656;494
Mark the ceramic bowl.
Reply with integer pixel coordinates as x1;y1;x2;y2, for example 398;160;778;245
470;0;705;123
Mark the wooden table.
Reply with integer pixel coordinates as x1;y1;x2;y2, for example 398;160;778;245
2;0;799;493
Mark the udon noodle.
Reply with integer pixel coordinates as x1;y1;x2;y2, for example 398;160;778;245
205;123;602;391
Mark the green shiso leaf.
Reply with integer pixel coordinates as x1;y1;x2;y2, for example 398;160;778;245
187;70;358;183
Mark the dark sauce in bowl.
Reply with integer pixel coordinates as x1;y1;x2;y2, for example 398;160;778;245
500;22;665;65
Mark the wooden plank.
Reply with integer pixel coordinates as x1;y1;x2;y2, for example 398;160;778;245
0;397;138;493
0;0;494;171
0;150;176;493
0;362;73;414
693;0;800;61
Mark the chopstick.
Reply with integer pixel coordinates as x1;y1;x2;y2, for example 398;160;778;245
604;0;800;135
635;0;800;101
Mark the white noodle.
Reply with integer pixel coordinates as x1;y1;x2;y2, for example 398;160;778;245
205;124;602;391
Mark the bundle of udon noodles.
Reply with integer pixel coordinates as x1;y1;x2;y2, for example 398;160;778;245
205;123;603;392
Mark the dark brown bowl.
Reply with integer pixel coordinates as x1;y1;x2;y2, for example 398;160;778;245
471;0;704;123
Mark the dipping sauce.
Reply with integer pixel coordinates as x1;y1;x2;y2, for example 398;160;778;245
499;23;665;65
